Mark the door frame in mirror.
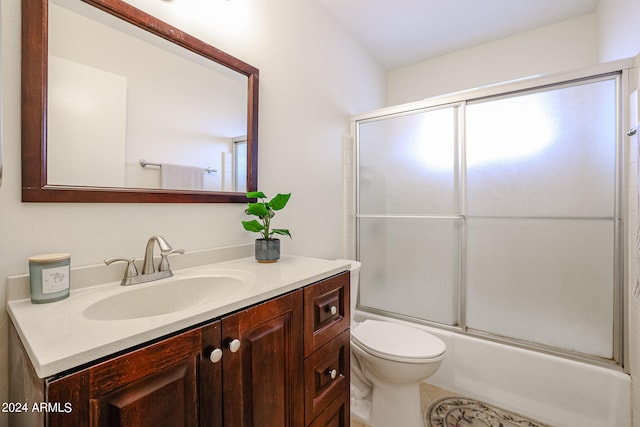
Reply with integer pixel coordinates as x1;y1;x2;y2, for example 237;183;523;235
22;0;258;202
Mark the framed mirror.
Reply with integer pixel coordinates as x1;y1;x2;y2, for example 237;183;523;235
22;0;258;202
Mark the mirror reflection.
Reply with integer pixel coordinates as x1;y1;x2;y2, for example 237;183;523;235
48;0;248;192
22;0;258;202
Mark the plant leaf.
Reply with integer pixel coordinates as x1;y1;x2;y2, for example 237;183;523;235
246;203;269;218
269;193;291;211
246;191;266;199
272;229;292;238
242;220;264;232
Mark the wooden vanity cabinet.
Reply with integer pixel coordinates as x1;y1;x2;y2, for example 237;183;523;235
11;272;349;427
303;272;351;426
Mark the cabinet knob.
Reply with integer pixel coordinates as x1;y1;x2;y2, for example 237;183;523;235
229;339;241;353
328;305;337;315
209;348;223;363
327;369;338;380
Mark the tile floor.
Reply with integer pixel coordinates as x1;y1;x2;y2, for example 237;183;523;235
350;382;460;427
350;382;553;427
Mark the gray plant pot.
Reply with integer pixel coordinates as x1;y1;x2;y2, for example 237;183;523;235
255;238;280;263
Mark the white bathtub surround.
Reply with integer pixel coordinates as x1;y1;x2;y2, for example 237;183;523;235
628;58;640;427
632;88;640;302
357;311;631;427
342;134;355;260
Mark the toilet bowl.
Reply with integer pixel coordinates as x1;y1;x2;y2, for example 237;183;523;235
339;259;446;427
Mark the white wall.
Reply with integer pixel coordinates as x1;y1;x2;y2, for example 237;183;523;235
597;0;640;424
387;13;599;106
0;1;385;425
386;0;640;107
597;0;640;62
628;70;640;427
48;55;128;187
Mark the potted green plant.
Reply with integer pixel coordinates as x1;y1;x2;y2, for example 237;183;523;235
242;191;292;263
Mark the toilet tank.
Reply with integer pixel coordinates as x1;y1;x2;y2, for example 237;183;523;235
337;259;361;318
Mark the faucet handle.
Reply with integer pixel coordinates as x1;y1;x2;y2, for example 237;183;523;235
158;248;185;272
105;257;139;280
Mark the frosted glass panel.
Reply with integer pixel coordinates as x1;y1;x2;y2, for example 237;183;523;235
355;73;620;361
466;79;616;217
466;218;614;358
358;107;457;214
358;217;459;325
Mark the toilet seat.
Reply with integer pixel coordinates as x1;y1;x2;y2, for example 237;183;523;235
351;320;446;363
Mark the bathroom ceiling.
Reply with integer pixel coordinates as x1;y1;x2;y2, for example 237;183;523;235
315;0;600;70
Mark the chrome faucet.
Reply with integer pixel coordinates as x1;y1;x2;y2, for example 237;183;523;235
142;235;182;274
105;235;184;286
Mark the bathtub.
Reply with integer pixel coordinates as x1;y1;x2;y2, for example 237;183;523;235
357;311;631;427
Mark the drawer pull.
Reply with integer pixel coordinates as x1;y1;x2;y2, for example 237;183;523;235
327;369;338;380
209;348;223;363
229;339;241;353
327;305;338;315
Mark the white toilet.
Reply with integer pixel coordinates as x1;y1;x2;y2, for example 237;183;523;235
341;260;446;427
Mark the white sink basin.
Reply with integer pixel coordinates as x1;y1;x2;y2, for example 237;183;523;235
83;275;245;320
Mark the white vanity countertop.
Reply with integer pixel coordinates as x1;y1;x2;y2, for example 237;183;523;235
7;255;350;378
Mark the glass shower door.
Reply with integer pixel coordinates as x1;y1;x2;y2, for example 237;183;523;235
357;106;462;326
465;78;618;358
355;72;621;361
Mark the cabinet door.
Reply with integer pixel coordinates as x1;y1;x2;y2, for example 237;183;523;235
222;290;304;427
89;329;202;427
90;360;198;427
47;323;221;427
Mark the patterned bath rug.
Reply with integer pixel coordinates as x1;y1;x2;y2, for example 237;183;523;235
425;396;552;427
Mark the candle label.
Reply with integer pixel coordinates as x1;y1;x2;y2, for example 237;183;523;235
41;265;70;294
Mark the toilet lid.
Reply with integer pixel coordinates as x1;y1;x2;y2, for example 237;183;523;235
351;320;446;361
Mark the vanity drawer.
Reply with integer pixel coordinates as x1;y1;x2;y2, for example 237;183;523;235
303;271;350;356
307;389;349;427
304;329;350;425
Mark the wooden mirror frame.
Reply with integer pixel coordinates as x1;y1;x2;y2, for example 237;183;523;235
22;0;258;202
